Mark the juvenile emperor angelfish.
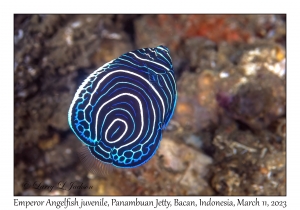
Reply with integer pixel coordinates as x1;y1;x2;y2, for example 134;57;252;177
68;45;177;175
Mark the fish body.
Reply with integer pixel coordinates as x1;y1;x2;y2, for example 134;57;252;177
68;46;177;172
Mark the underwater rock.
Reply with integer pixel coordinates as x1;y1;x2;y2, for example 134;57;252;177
158;138;213;195
216;43;285;130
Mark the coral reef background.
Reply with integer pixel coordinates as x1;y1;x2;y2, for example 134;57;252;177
14;14;286;195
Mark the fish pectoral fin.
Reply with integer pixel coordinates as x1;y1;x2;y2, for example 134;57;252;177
77;146;113;177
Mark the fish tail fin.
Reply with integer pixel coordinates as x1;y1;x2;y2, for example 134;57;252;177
77;146;114;177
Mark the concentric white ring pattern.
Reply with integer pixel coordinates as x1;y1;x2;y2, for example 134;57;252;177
68;45;177;168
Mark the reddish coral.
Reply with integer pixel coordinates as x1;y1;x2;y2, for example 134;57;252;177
184;15;251;43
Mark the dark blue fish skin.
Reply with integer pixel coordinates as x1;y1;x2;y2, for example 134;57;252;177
68;46;177;168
